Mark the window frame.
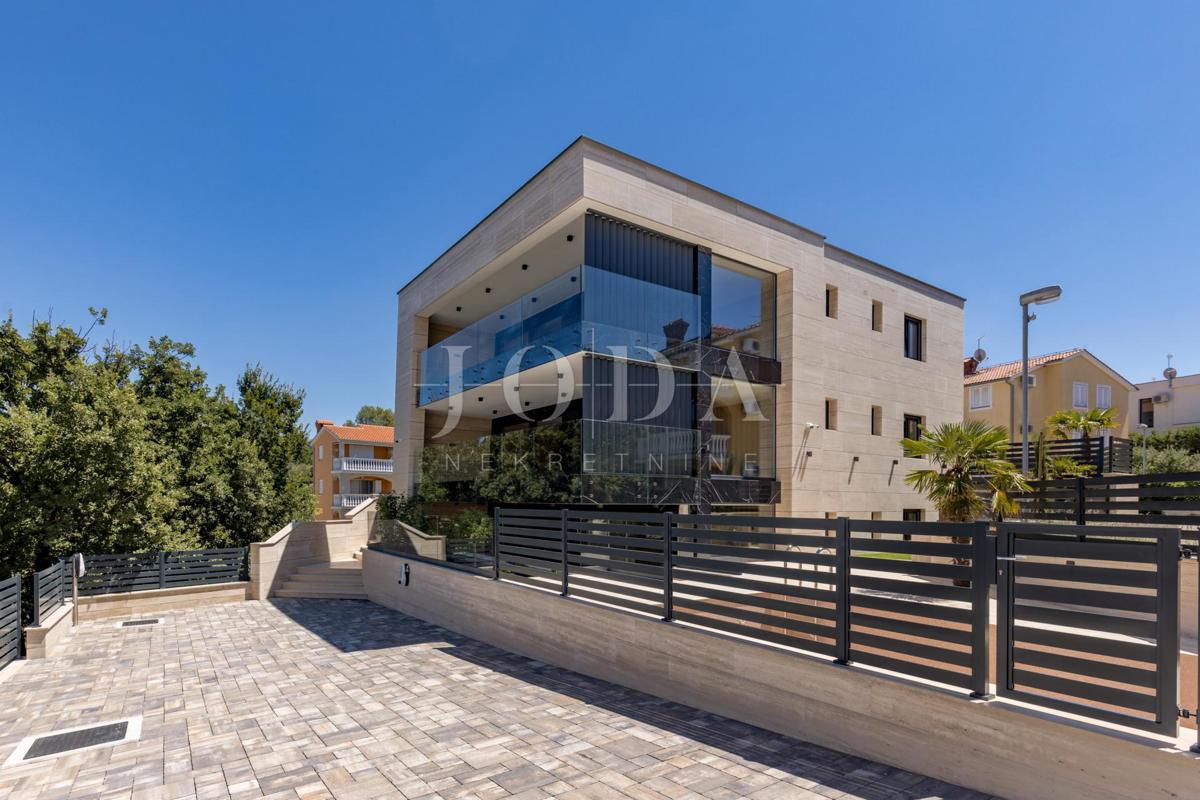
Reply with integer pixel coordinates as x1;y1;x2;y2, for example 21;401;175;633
903;315;924;361
1072;381;1089;409
1096;384;1112;410
870;405;883;436
1139;397;1154;427
968;384;992;410
825;285;838;319
824;398;838;431
871;300;883;332
903;413;924;441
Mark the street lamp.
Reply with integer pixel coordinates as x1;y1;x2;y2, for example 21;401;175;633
1137;423;1149;472
1020;285;1062;474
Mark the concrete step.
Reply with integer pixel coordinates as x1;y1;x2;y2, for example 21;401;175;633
278;578;362;592
273;587;369;600
293;566;362;579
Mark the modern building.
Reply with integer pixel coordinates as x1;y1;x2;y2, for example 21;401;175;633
1131;370;1200;431
311;420;395;520
394;137;965;520
963;348;1134;439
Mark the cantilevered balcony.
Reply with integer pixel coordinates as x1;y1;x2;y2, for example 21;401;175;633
333;457;393;475
417;266;702;407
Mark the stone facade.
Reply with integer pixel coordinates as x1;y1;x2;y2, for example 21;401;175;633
395;138;965;519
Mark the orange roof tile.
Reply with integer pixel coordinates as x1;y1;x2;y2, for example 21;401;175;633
318;422;395;443
963;348;1083;385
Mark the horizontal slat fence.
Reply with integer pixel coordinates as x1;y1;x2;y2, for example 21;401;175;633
76;548;247;596
848;519;991;696
997;522;1179;734
32;560;67;626
492;507;1189;740
1005;437;1133;474
670;514;844;660
1011;472;1200;546
0;576;20;669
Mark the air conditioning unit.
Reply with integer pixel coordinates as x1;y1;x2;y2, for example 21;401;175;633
741;338;761;354
1153;392;1171;404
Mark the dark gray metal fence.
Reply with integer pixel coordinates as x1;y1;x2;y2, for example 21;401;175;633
0;576;20;669
1005;437;1134;474
1012;472;1200;546
76;548;247;596
31;560;67;626
494;507;1191;740
996;522;1180;734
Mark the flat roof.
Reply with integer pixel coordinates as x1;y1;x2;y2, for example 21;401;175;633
399;136;966;304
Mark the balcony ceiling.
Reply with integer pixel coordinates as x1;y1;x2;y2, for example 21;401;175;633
426;214;584;327
421;350;583;420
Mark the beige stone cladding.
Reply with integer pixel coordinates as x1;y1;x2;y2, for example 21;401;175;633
395;138;965;519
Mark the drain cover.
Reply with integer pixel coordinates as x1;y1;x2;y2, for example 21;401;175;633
25;722;128;759
4;717;142;766
121;619;159;627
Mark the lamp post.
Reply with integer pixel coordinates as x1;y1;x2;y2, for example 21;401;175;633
1019;285;1062;474
1137;423;1149;472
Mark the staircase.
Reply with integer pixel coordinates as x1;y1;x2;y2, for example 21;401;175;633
273;559;366;600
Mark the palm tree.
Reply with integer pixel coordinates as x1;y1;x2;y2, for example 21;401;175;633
902;420;1030;523
1044;407;1117;442
1044;407;1117;473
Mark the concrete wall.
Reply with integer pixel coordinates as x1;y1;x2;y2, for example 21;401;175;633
249;499;374;600
22;602;74;659
75;582;249;622
363;550;1199;800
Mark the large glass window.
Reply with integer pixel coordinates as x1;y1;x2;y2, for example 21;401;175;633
711;257;775;359
708;380;775;479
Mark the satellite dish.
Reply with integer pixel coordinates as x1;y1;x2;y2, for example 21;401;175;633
1164;353;1177;381
973;347;987;363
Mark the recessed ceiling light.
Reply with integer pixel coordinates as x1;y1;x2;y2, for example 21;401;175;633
455;306;462;312
566;235;574;242
531;297;537;303
522;264;529;270
485;287;491;293
477;397;484;402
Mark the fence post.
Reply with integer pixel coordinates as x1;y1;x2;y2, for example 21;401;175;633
1074;476;1086;527
970;522;993;698
492;507;500;580
31;569;41;628
1193;573;1200;754
158;551;166;589
560;509;569;597
834;517;850;664
661;511;674;621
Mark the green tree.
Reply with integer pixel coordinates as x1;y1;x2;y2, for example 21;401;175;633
1044;407;1118;441
346;405;394;426
902;420;1029;522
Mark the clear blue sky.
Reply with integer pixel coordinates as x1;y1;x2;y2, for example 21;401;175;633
3;2;1197;427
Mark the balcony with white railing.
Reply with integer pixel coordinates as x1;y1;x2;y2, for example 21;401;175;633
335;493;377;509
333;458;393;475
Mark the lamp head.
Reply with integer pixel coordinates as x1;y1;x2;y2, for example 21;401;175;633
1020;285;1062;306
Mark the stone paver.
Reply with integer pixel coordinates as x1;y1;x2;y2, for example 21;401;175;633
0;600;995;800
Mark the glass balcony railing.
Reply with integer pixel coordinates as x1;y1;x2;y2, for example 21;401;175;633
418;266;702;405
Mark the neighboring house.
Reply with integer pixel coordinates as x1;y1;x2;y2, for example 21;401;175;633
963;348;1134;439
1131;371;1200;431
311;420;395;520
395;136;965;520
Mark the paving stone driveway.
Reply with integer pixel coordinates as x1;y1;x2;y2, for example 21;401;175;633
0;600;994;800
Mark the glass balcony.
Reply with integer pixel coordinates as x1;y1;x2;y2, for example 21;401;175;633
418;267;702;405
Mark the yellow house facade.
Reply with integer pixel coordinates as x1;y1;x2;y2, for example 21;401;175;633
310;420;394;520
963;348;1134;439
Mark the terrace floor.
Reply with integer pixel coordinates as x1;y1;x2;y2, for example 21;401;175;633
0;599;992;800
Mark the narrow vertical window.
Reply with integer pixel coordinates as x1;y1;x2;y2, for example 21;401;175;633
870;405;883;436
903;315;924;360
1096;384;1112;409
903;414;923;441
1139;398;1154;427
318;479;324;495
825;398;838;430
871;300;883;332
825;285;838;319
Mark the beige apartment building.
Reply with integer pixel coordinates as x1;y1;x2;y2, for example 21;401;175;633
963;348;1134;439
310;420;394;520
394;137;965;520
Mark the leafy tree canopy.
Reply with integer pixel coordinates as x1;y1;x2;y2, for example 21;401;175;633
346;405;393;427
0;309;315;575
